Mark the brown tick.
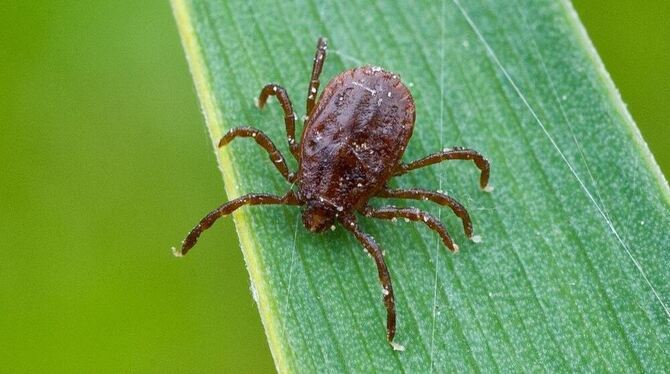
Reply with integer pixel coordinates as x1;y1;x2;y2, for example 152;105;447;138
177;38;490;344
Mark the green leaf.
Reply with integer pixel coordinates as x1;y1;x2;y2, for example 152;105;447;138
172;0;670;371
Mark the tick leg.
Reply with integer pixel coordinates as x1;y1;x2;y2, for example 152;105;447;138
219;126;295;182
394;147;490;189
179;191;298;256
257;84;300;160
305;37;328;119
361;206;458;252
376;188;473;238
340;215;396;343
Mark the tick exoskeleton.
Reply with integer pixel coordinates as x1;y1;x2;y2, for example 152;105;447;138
177;37;490;345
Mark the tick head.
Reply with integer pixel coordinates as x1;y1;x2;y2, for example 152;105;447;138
302;202;336;233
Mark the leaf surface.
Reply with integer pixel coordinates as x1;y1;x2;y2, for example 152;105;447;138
172;0;670;371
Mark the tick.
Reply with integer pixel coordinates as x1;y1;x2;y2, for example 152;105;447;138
176;37;490;344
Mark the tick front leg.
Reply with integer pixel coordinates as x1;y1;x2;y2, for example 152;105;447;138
361;206;458;252
179;192;299;256
305;37;327;119
340;215;396;343
394;147;490;189
257;84;300;160
376;188;473;238
219;126;295;182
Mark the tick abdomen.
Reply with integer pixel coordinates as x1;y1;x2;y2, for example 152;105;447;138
298;66;416;212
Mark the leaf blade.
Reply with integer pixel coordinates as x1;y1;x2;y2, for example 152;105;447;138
173;0;670;371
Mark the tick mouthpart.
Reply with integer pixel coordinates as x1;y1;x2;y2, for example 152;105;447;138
302;202;336;233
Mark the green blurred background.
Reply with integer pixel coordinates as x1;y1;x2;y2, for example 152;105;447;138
1;1;667;372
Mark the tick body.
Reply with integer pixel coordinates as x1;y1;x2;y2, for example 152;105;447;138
178;38;490;345
299;66;415;232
